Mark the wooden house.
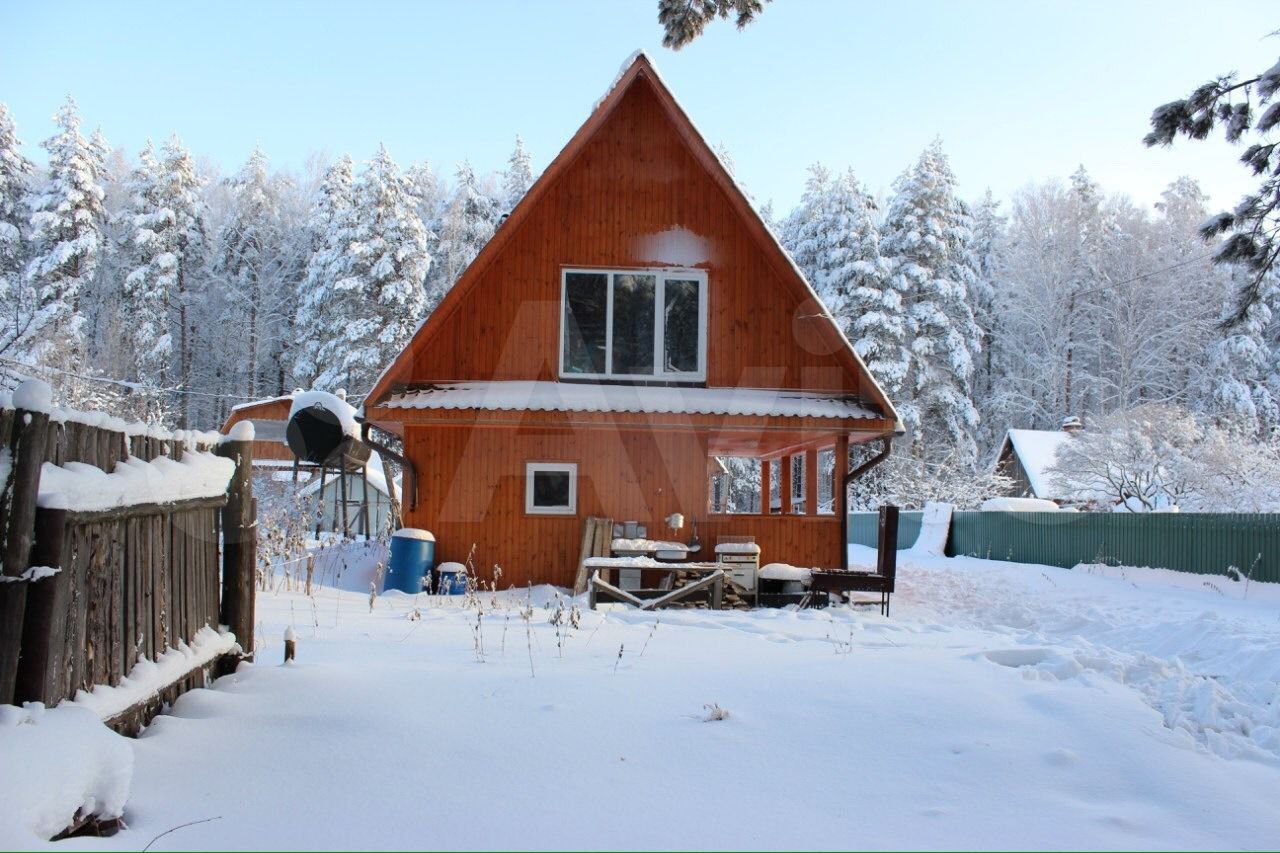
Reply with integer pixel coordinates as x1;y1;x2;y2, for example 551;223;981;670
221;394;296;463
993;419;1085;505
363;52;900;588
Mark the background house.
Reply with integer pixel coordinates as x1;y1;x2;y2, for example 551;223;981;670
993;417;1084;504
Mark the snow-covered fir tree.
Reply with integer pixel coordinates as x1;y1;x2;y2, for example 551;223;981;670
881;140;982;465
968;189;1005;451
22;96;106;367
212;147;287;399
0;103;34;362
122;135;207;422
501;135;533;212
1196;272;1280;438
315;145;431;393
424;161;497;310
785;163;902;386
121;139;164;379
293;154;354;388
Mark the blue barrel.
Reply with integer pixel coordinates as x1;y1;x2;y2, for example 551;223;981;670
436;561;468;595
384;529;435;593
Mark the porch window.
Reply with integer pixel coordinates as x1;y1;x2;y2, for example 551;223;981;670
560;268;706;381
525;462;577;515
790;454;805;514
817;448;836;515
709;457;761;514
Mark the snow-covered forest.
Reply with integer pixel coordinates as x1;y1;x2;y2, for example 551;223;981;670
0;97;532;429
2;96;1277;509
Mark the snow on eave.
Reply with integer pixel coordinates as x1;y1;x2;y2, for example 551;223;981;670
379;381;882;421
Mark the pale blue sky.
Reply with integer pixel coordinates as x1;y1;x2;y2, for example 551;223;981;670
2;0;1276;212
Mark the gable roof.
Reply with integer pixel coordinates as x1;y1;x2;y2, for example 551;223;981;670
998;428;1072;500
363;51;899;428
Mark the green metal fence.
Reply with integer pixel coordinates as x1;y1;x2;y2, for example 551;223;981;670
848;511;924;550
847;511;1280;583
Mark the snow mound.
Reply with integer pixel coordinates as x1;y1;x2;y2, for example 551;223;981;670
12;379;53;413
980;497;1061;512
225;420;255;442
391;528;434;542
904;501;952;556
759;563;812;581
288;389;360;439
71;626;238;721
0;703;132;845
37;451;235;512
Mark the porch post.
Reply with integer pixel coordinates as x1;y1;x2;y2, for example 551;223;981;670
759;457;771;515
804;447;818;516
834;435;849;517
835;434;849;569
778;454;792;515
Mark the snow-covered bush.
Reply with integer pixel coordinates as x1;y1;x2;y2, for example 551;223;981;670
1046;403;1280;511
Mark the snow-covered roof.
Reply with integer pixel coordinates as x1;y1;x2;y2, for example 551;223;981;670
229;392;295;413
378;382;882;421
296;450;392;498
1001;429;1073;500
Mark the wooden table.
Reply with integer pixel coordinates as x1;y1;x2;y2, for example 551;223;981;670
584;558;726;610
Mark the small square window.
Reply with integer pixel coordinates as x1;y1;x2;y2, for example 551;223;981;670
525;463;577;515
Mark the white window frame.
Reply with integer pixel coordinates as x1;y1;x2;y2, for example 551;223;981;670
524;462;578;515
558;267;708;382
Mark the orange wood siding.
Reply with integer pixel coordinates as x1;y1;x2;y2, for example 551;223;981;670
402;420;845;589
221;398;294;462
400;78;864;398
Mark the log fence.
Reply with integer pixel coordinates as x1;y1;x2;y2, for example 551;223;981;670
0;387;256;732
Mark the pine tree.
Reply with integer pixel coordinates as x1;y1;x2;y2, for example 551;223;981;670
316;145;431;393
121;139;165;380
968;189;1005;452
1197;272;1280;437
213;147;284;398
122;136;207;421
502;135;533;212
0;103;34;360
881;140;982;464
424;161;497;310
293;154;354;388
23;96;106;366
784;164;833;304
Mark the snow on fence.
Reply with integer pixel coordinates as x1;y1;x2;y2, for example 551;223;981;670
0;382;257;735
848;510;1280;583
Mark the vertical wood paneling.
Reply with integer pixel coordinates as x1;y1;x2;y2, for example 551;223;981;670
398;79;869;397
403;421;846;588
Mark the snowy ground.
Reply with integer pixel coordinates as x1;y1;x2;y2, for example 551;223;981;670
17;551;1280;851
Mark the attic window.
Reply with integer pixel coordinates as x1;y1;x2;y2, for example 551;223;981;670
560;268;706;382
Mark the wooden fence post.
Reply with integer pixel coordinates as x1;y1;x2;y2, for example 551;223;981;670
15;506;68;705
216;438;256;661
0;392;51;705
